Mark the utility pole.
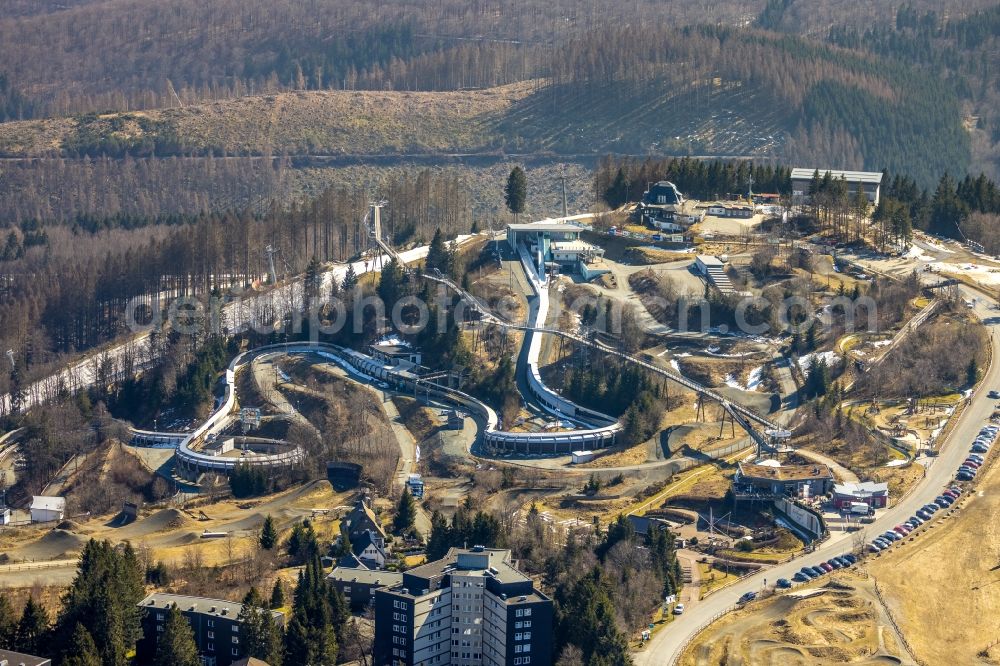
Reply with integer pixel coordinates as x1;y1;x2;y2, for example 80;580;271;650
560;175;568;219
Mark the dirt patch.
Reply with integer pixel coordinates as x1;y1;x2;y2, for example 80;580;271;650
677;573;913;666
8;529;87;562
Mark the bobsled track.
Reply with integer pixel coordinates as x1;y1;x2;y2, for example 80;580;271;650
365;216;783;454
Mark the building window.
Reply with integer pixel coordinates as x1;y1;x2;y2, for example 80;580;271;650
156;613;164;621
207;619;215;627
232;648;239;656
344;586;351;593
156;625;163;632
207;643;215;651
232;625;238;632
523;609;532;616
207;631;214;639
232;636;239;644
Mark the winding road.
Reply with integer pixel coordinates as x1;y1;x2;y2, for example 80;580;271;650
636;284;1000;665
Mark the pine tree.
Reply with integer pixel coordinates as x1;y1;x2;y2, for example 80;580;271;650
393;488;417;533
426;510;451;561
967;358;978;386
239;588;284;666
504;166;527;222
0;594;16;649
54;539;145;666
270;580;286;610
61;623;101;666
603;168;630;208
16;597;48;657
305;256;322;302
341;264;359;292
425;228;450;275
260;515;278;550
154;605;199;666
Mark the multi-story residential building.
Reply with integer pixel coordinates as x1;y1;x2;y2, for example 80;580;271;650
136;593;284;666
373;547;552;666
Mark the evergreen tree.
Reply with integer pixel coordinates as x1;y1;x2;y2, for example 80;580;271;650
555;568;632;666
284;556;339;666
341;264;359;292
270;580;286;610
239;588;284;666
16;597;48;657
154;605;199;666
426;510;451;561
967;358;978;386
377;257;405;310
0;594;16;649
54;539;145;666
62;623;102;666
287;520;319;565
603;168;630;208
393;488;417;533
305;256;322;302
425;228;452;275
260;515;279;550
504;166;527;222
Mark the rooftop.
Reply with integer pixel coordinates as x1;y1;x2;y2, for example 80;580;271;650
29;496;65;512
790;168;883;184
696;255;724;266
0;649;51;666
404;547;531;587
833;481;889;496
328;566;404;587
507;222;584;233
138;593;283;621
737;462;834;482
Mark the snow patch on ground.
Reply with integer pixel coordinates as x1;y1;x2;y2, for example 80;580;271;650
796;351;841;370
723;365;765;391
929;261;1000;286
884;459;907;467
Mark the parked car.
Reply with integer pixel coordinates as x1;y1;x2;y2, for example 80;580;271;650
967;455;984;464
777;578;792;588
819;562;834;573
923;504;939;513
651;234;665;241
800;567;817;579
972;444;990;453
988;390;999;399
827;559;843;569
793;572;810;582
868;543;883;553
963;460;981;469
909;516;923;526
957;471;975;481
916;509;932;520
738;592;757;604
673;603;685;615
949;485;963;495
957;467;976;477
842;554;858;565
935;498;951;509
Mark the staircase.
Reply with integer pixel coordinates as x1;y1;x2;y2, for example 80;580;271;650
704;264;734;294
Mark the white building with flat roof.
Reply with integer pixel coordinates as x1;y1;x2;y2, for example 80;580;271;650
790;168;883;206
29;495;65;523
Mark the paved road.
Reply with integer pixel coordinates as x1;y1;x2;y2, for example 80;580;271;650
636;286;1000;665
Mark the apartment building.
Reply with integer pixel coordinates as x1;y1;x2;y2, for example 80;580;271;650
373;547;552;666
136;593;284;666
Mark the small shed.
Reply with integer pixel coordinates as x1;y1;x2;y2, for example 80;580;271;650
571;451;596;464
30;496;65;523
